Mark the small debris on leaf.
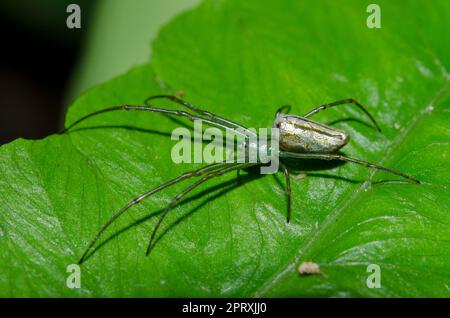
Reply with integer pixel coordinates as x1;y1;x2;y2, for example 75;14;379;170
298;261;322;276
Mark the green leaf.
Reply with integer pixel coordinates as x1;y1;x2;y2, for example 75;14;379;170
1;0;449;297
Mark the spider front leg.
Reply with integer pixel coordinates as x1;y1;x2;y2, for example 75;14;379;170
274;105;292;118
145;94;254;134
279;152;420;184
62;104;255;141
303;98;382;132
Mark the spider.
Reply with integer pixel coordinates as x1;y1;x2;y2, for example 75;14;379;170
64;95;420;264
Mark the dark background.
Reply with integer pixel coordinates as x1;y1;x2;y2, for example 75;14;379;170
0;0;95;145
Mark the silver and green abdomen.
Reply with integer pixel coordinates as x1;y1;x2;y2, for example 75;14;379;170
274;115;349;153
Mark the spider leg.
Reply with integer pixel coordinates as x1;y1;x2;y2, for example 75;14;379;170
279;152;420;184
145;95;255;135
302;99;382;132
63;105;250;139
280;162;292;223
78;162;232;264
146;162;255;256
274;105;291;119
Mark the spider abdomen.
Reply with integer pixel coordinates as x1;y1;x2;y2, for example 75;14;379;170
274;114;349;153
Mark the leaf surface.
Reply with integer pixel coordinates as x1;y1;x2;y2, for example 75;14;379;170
0;0;449;296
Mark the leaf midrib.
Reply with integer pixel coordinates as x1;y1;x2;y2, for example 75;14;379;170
253;78;450;297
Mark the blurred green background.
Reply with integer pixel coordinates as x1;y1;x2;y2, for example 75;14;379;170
0;0;199;144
